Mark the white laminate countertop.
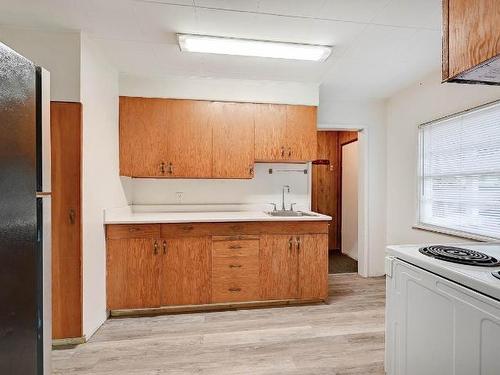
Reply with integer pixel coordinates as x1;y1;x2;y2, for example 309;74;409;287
104;205;332;224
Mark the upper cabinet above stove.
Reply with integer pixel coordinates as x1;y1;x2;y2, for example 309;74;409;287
442;0;500;85
119;97;317;179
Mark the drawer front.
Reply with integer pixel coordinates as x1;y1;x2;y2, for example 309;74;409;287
212;239;259;258
212;255;259;279
212;276;259;303
107;224;160;239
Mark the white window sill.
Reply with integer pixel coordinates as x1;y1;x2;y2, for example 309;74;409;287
412;223;499;243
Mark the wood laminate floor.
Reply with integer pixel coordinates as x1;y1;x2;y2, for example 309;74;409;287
53;274;386;375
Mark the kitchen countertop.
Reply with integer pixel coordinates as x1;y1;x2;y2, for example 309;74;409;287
104;205;332;224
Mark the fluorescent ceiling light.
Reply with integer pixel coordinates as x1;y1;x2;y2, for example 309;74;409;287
177;34;332;62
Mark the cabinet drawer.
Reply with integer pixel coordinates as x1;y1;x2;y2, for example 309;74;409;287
106;224;160;239
212;239;259;257
212;255;259;279
212;276;259;303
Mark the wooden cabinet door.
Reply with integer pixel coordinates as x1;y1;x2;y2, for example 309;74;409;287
107;239;161;310
166;100;212;178
254;103;287;161
285;105;317;161
260;235;299;300
51;101;82;339
161;237;212;305
119;97;169;177
446;0;500;78
298;234;328;300
211;102;255;178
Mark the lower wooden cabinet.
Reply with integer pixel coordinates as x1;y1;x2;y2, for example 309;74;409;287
107;238;162;310
106;222;329;312
161;237;212;306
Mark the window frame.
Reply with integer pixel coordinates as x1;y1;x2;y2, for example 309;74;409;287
415;99;500;242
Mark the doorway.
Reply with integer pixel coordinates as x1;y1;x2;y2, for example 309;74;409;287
312;130;359;274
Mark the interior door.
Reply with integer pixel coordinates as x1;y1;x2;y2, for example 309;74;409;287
285;105;317;161
254;103;287;161
50;101;82;339
259;234;299;300
106;239;161;310
166;100;212;178
119;96;168;177
161;237;211;305
298;234;328;299
211;102;255;178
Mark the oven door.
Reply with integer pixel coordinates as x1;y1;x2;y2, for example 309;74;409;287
385;257;500;375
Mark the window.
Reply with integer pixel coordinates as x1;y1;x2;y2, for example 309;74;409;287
417;100;500;240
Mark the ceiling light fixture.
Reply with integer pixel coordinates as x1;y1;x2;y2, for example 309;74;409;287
177;34;332;62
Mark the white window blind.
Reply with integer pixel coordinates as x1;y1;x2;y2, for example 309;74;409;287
418;100;500;240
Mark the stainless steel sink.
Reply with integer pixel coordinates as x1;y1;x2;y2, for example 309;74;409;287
265;210;318;217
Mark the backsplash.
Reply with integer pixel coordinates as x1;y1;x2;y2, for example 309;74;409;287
128;163;311;210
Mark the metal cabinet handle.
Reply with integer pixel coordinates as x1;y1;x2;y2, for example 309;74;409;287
249;164;254;176
69;208;75;224
153;241;159;255
160;162;166;174
280;146;285;157
229;244;242;249
182;225;194;231
288;237;293;250
296;236;301;252
229;264;242;268
288;147;292;157
168;162;174;174
228;287;241;292
163;240;167;255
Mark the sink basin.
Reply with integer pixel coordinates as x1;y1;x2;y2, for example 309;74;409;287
265;210;318;217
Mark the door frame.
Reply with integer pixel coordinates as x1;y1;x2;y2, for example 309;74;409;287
316;126;368;277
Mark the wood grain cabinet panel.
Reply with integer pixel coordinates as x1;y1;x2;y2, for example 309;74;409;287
298;234;328;300
285;105;317;161
443;0;500;82
107;239;162;310
119;97;169;177
259;235;299;300
166;100;212;178
51;101;82;339
161;237;212;305
254;103;287;161
211;102;255;178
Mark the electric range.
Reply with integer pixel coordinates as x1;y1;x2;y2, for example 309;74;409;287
385;242;500;375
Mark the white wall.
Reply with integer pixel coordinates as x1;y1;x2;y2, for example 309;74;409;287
341;141;359;260
318;96;387;276
80;35;128;338
131;163;310;210
120;74;319;105
0;26;81;101
386;70;500;246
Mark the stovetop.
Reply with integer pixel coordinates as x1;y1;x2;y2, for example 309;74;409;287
419;245;500;267
387;242;500;301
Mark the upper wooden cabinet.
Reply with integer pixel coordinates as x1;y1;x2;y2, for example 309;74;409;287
119;97;317;178
119;97;169;177
442;0;500;84
211;102;255;178
167;100;212;178
255;104;317;162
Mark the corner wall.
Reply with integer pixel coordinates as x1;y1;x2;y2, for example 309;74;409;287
386;71;500;246
80;35;128;338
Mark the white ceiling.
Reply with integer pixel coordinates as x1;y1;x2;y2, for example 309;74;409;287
0;0;442;99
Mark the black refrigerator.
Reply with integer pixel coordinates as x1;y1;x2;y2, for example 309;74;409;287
0;42;51;374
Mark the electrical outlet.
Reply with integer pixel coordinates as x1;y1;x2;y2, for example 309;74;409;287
176;191;184;203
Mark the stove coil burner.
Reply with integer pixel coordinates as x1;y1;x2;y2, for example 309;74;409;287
493;271;500;281
419;245;500;267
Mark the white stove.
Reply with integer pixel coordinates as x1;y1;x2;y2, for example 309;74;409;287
385;242;500;375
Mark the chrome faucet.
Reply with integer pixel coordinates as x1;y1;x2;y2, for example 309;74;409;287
281;185;290;211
